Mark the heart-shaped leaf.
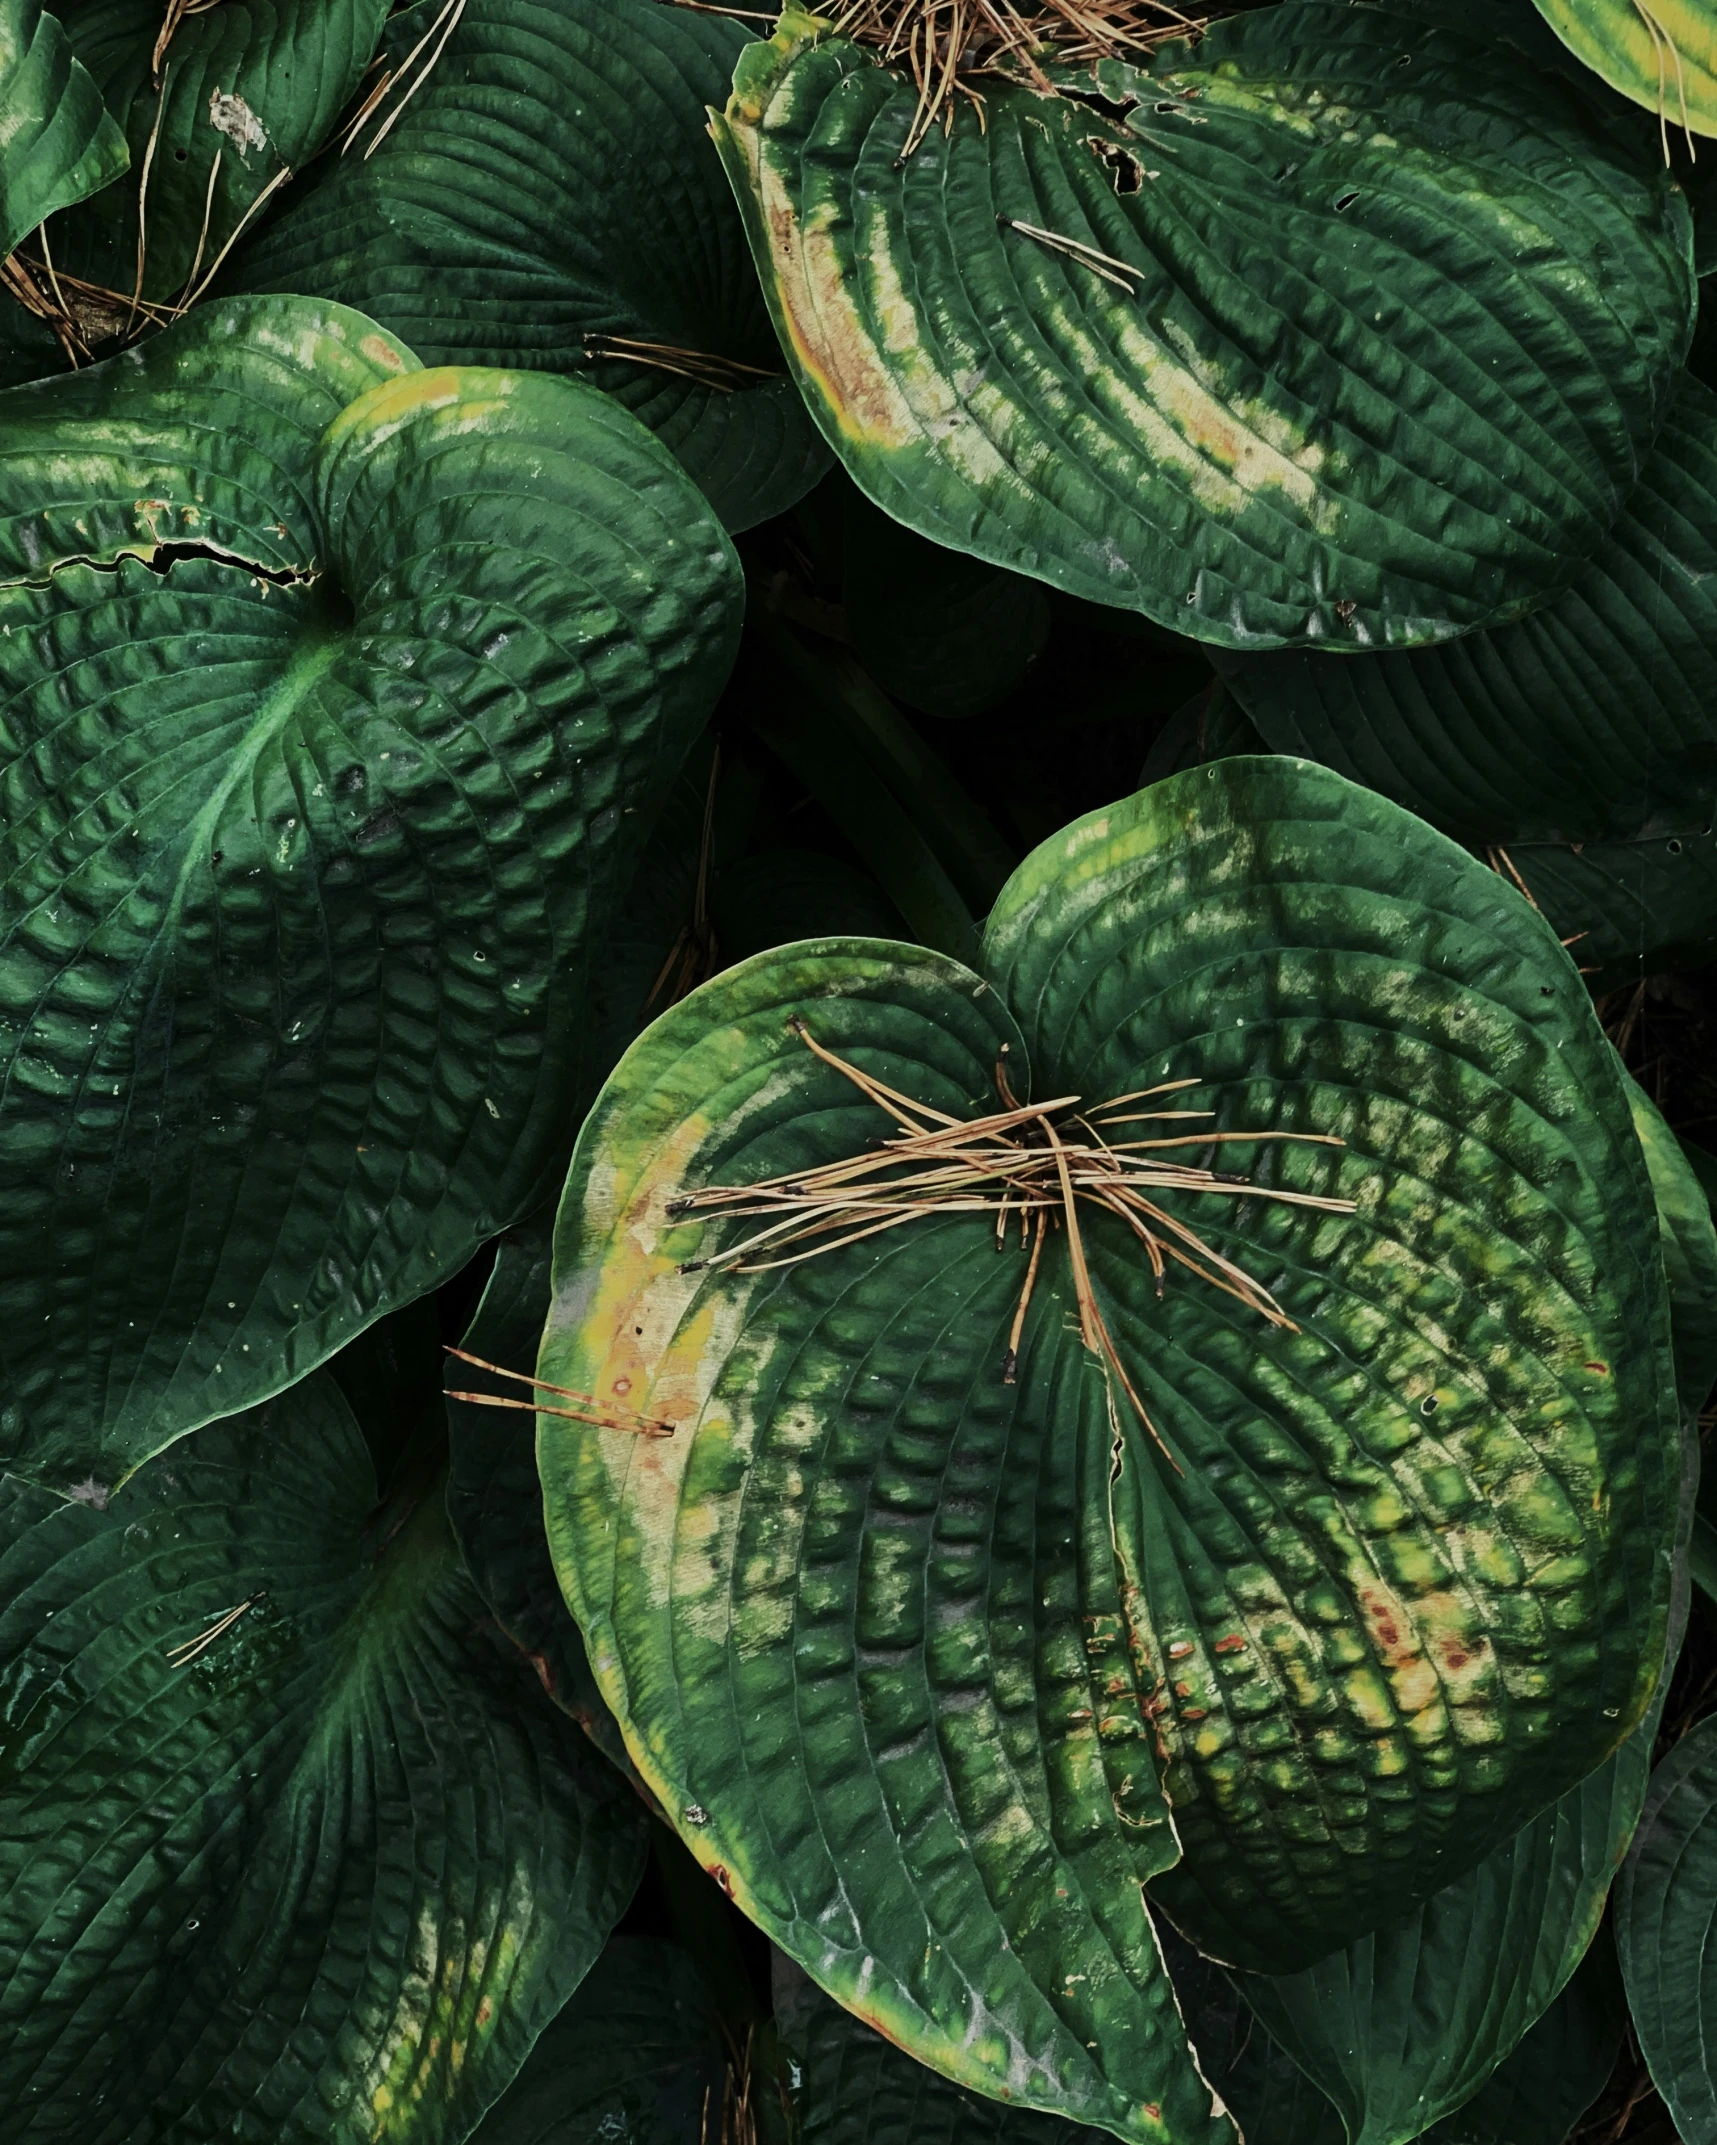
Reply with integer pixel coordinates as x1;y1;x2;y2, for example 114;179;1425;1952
230;0;828;533
0;1367;648;2142
1218;374;1717;846
1531;0;1717;140
38;0;390;311
713;1;1692;648
1616;1711;1717;2145
0;0;127;260
0;293;743;1492
538;758;1677;2139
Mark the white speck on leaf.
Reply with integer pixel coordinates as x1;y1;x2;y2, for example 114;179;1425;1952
208;87;267;159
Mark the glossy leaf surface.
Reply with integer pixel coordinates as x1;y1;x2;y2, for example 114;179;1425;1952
0;1373;648;2142
0;295;743;1490
233;0;828;532
714;2;1692;648
48;0;390;303
542;759;1677;2139
0;0;126;259
1220;375;1717;844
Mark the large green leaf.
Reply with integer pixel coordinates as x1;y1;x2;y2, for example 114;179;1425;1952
467;1936;726;2145
0;1369;648;2141
1530;0;1717;139
1500;833;1717;990
0;0;126;259
38;0;389;307
712;1;1692;649
1219;374;1717;845
539;758;1677;2140
230;0;828;533
0;293;743;1492
1616;1712;1717;2144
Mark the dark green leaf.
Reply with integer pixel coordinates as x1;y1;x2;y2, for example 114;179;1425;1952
539;758;1677;2136
842;488;1050;722
468;1936;727;2145
1629;1076;1717;1417
775;1955;1095;2145
0;0;126;258
45;0;390;305
230;0;828;532
1616;1712;1717;2145
0;1371;648;2141
1418;1927;1626;2145
0;294;743;1490
1219;375;1717;846
714;1;1692;647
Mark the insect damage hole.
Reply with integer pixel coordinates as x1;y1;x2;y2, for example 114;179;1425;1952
1087;136;1143;194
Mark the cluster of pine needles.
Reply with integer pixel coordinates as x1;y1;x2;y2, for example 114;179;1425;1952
668;1020;1354;1459
830;0;1205;152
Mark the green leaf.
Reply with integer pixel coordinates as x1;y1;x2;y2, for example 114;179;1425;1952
1504;831;1717;991
539;758;1677;2138
712;2;1693;649
1628;1076;1717;1416
1616;1712;1717;2144
44;0;390;305
1233;1709;1656;2145
230;0;828;533
1218;374;1717;846
0;0;127;259
1418;1927;1626;2145
0;293;744;1491
1530;0;1717;140
775;1955;1097;2145
0;1369;649;2141
1157;1931;1345;2145
468;1936;727;2145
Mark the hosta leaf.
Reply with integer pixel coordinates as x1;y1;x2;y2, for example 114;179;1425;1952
1530;0;1717;139
231;0;828;533
467;1936;726;2145
1630;1076;1717;1414
713;1;1692;649
44;0;390;307
1616;1712;1717;2144
774;1955;1096;2145
1502;832;1717;990
1219;374;1717;844
1418;1927;1626;2145
0;0;126;259
540;758;1676;2140
0;1370;649;2142
0;294;743;1492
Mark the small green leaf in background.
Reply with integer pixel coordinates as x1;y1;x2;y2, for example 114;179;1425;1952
231;0;829;532
44;0;391;307
1617;1712;1717;2144
715;0;1692;647
0;293;743;1491
541;758;1678;2140
0;1371;647;2142
0;0;126;259
468;1936;727;2145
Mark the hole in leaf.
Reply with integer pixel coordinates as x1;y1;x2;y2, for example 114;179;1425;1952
1669;837;1685;853
1087;136;1143;194
1334;190;1360;212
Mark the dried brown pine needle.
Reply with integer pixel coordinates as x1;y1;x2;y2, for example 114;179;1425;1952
669;1020;1356;1451
444;1345;676;1438
584;333;781;394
